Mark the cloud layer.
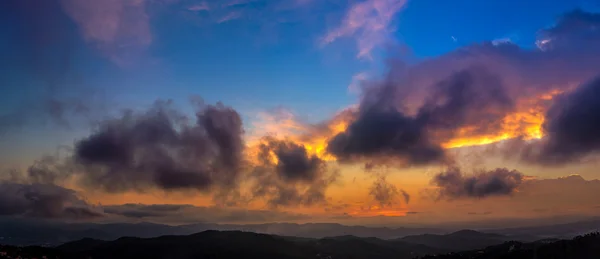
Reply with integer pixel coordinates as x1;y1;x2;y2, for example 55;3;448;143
74;100;244;193
327;68;512;166
523;77;600;164
431;168;525;199
0;183;102;219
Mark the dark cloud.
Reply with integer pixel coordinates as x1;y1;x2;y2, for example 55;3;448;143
24;154;74;185
102;203;310;224
467;211;492;215
4;99;339;209
537;9;600;51
327;106;444;165
262;139;324;182
250;138;337;208
400;189;410;204
102;203;193;219
327;10;600;168
0;183;102;219
327;68;512;166
73;100;244;193
368;175;408;207
522;77;600;164
431;167;524;199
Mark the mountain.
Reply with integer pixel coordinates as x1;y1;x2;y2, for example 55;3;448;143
1;231;600;259
192;222;445;239
488;218;600;238
54;231;445;259
399;229;537;251
0;218;444;246
417;232;600;259
2;217;598;247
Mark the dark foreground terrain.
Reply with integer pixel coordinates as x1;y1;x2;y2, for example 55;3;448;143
0;231;599;259
418;232;600;259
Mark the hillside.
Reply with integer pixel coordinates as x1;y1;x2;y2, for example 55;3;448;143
0;230;445;259
399;229;536;251
417;232;600;259
0;218;444;246
1;231;599;259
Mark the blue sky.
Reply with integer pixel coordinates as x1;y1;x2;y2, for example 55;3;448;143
4;0;600;224
1;0;598;165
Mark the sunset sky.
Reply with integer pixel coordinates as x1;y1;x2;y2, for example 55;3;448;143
2;0;600;227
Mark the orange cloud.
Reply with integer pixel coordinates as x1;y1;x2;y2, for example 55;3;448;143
442;87;569;149
246;107;356;162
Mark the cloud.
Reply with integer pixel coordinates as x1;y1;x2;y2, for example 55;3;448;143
103;204;193;219
431;167;525;199
322;0;408;59
400;189;410;204
521;77;600;164
467;211;492;215
267;140;324;182
59;0;152;64
368;175;409;207
348;72;369;94
0;183;102;219
536;9;600;51
3;96;346;209
188;2;210;11
102;203;310;224
73;100;244;193
327;67;512;166
327;9;600;168
491;38;512;46
250;138;338;208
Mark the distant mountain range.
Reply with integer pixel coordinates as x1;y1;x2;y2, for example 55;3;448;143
398;229;540;251
0;217;599;247
1;230;599;259
0;218;443;246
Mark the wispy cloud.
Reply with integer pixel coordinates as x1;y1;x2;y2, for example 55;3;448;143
188;2;210;11
348;72;369;94
321;0;408;59
217;10;243;23
59;0;152;65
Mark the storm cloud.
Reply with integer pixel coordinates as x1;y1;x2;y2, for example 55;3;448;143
431;167;525;199
0;183;102;219
525;77;600;164
327;9;600;169
327;68;512;166
73;100;244;193
250;138;337;208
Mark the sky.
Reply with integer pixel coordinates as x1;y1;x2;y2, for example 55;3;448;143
2;0;600;227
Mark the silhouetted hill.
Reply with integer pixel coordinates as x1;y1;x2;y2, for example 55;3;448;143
2;231;600;259
0;218;444;246
53;230;443;259
399;229;535;251
488;218;600;238
184;222;444;239
417;232;600;259
2;217;598;248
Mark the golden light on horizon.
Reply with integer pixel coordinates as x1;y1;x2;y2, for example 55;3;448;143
348;206;408;217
